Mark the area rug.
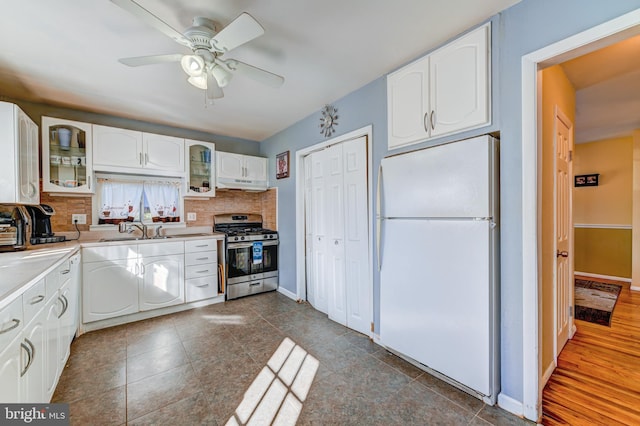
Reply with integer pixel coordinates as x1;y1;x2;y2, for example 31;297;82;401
574;279;622;326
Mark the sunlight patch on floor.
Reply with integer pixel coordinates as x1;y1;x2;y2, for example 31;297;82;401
227;337;319;425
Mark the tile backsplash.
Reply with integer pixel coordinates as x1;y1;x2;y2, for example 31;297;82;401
42;188;278;232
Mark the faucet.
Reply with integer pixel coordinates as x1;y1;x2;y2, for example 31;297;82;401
118;221;148;239
155;225;163;238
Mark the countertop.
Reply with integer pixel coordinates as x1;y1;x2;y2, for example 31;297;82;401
0;231;226;311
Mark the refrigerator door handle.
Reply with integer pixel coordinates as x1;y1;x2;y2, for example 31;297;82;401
376;163;383;271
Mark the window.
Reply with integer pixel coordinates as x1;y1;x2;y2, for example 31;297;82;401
95;174;181;225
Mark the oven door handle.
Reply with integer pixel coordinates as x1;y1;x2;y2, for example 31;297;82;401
228;241;278;249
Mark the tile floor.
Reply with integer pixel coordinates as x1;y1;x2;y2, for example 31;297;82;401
53;291;533;425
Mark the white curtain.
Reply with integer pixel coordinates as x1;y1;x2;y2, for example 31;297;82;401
99;181;144;219
144;181;180;218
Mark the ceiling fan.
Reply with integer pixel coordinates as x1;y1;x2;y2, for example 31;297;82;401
111;0;284;102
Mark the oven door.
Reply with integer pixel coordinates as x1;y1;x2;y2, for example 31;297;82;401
227;240;278;280
250;240;278;275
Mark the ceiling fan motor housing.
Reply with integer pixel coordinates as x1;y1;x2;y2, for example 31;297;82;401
184;17;217;50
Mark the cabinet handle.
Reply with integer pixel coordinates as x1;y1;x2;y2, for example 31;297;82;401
20;338;35;377
196;257;209;261
423;112;429;132
88;175;91;190
430;110;436;130
195;283;209;288
61;269;70;275
145;153;149;165
249;282;261;287
29;183;37;197
29;295;45;305
0;318;20;334
195;270;209;274
195;244;208;248
141;263;146;275
139;152;143;165
57;295;69;319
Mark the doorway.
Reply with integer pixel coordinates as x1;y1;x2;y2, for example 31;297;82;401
521;9;640;422
294;126;374;337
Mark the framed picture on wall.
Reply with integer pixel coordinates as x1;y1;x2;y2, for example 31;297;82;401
575;173;599;187
276;151;290;179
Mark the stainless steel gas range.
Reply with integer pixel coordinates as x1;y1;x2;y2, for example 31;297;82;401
214;213;278;300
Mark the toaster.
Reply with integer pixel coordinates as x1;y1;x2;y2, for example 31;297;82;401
0;204;30;251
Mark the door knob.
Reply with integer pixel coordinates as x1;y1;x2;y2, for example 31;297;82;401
334;240;339;245
557;250;569;258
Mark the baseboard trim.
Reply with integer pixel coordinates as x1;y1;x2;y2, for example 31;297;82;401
574;271;631;283
497;393;524;417
541;360;556;389
277;286;298;301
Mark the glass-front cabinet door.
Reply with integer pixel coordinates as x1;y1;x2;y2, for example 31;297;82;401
42;117;94;194
184;139;215;198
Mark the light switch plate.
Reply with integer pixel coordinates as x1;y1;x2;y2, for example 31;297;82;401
187;212;197;221
71;214;86;224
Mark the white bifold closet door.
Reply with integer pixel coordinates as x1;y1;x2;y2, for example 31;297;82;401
305;136;370;335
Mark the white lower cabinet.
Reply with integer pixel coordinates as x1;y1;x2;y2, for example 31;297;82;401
0;252;80;403
0;296;24;403
83;259;139;322
20;307;47;403
83;241;186;322
185;239;218;303
139;254;184;311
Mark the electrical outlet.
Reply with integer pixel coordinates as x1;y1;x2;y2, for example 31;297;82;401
71;214;86;225
187;212;197;221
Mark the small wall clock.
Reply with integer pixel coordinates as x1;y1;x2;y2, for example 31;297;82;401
319;104;338;137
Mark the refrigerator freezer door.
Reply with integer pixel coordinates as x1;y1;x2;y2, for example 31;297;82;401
380;218;494;396
381;135;494;218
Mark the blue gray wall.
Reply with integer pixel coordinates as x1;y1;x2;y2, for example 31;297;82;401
261;0;640;408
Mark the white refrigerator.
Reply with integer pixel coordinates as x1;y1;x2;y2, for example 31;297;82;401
378;134;499;404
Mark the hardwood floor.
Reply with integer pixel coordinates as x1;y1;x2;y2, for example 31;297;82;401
542;277;640;425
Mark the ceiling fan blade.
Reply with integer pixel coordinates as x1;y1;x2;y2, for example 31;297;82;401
110;0;192;47
118;53;183;67
219;59;284;88
210;13;264;53
207;70;224;99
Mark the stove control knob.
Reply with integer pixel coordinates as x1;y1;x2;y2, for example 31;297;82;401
241;236;245;241
234;237;239;242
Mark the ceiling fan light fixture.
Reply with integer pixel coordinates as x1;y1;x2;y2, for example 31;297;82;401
187;74;208;90
181;55;205;77
211;64;233;88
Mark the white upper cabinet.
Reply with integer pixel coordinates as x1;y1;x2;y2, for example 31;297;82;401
184;139;215;198
387;23;490;149
93;125;143;169
42;117;94;194
93;125;184;176
0;102;39;204
216;152;268;191
142;133;185;173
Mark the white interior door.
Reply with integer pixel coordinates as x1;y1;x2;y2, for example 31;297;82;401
555;109;573;355
326;143;347;325
304;136;370;334
310;149;328;314
343;137;370;335
304;154;315;307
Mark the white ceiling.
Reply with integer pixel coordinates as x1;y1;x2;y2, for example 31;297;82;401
0;0;521;141
560;34;640;144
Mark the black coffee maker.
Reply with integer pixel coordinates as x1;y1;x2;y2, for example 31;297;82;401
24;204;66;244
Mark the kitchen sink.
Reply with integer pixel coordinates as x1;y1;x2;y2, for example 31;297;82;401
99;237;143;242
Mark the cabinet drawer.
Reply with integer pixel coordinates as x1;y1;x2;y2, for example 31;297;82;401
185;263;217;280
185;250;217;266
83;245;136;262
23;278;46;323
139;241;184;257
0;296;23;348
45;258;71;299
185;239;217;252
185;277;218;302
